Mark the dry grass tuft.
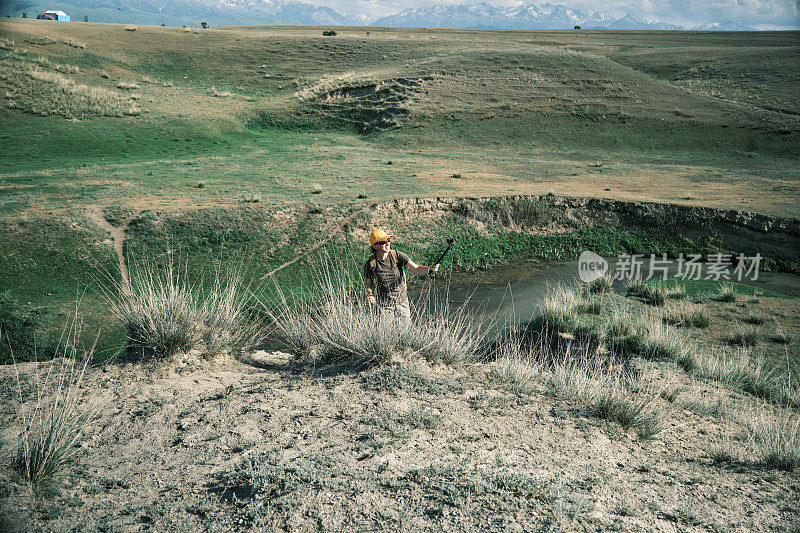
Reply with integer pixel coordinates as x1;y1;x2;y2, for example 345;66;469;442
715;404;800;471
25;37;57;46
0;48;140;119
210;86;231;97
663;302;710;328
63;39;86;49
34;55;80;74
627;280;684;307
262;255;485;369
0;38;14;51
717;282;737;302
21;67;140;118
492;324;668;438
741;406;800;470
111;259;205;359
105;258;265;360
9;319;98;488
116;81;140;90
683;348;799;407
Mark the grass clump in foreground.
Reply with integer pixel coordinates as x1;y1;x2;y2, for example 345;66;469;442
713;404;800;471
493;323;669;439
106;258;265;360
8;320;97;488
263;256;486;369
742;407;800;470
497;284;799;438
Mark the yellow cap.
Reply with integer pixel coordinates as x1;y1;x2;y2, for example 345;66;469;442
369;229;394;246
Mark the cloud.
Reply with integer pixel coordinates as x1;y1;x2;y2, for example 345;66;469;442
314;0;800;28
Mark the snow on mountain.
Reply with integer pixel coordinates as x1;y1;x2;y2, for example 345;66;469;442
41;0;756;30
690;20;755;31
374;3;683;30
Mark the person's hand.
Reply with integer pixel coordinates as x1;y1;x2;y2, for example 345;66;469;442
430;264;440;274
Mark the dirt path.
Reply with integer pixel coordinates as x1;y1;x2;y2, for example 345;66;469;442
87;206;130;294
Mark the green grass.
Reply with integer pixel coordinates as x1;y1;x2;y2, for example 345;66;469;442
0;113;246;175
0;218;123;358
398;215;729;273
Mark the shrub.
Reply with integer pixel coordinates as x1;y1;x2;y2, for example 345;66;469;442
322;30;337;36
116;82;139;90
10;323;97;488
311;184;323;194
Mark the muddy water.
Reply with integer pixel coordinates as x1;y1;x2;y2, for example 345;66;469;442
415;257;800;323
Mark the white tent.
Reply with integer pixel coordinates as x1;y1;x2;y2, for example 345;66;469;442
42;10;70;21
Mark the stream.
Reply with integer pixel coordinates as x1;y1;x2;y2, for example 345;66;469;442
414;256;800;323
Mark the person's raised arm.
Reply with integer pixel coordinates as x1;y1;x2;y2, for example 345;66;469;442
405;259;440;276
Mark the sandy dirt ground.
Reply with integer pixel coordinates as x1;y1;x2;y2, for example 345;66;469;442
1;347;798;532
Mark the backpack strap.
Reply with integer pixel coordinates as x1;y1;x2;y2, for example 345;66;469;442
390;250;403;282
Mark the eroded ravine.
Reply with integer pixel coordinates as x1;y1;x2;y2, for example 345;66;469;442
87;205;130;294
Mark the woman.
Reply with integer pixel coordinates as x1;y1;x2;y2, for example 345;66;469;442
363;229;439;322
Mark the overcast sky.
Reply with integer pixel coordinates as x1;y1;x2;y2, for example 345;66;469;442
327;0;800;29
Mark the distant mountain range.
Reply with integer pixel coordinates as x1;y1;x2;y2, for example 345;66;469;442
1;1;756;30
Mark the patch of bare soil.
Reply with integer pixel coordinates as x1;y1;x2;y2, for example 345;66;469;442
1;350;798;532
87;205;130;293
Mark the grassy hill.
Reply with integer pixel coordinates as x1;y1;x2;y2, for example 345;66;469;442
0;19;798;357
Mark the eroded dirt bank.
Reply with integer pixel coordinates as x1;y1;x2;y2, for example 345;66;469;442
364;195;800;268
